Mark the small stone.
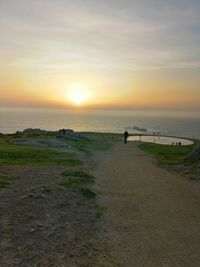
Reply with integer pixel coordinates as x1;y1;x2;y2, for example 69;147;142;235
36;223;43;228
27;193;36;198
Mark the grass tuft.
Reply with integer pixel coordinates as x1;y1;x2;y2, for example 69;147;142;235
0;175;20;188
61;170;94;183
79;188;96;198
59;173;96;199
95;205;106;219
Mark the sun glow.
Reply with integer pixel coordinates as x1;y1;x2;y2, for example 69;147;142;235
67;83;90;106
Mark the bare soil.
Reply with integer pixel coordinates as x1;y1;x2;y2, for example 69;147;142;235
0;163;107;267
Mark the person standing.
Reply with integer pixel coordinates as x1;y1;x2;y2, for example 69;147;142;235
123;130;129;144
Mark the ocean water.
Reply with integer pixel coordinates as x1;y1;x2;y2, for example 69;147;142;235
129;135;194;146
0;107;200;139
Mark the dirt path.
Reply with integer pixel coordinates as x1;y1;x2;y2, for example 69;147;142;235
96;142;200;267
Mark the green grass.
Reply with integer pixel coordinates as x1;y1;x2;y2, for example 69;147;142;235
59;177;96;198
138;143;195;164
79;132;121;141
61;170;94;182
67;132;121;152
0;143;82;165
60;176;83;188
59;170;96;198
0;175;20;188
94;205;106;219
68;139;114;152
79;187;96;198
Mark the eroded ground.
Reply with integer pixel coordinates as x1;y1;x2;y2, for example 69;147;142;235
0;132;120;267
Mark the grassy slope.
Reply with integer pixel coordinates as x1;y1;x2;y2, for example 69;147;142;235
138;142;196;164
0;132;120;188
0;131;121;265
68;132;121;152
0;144;82;165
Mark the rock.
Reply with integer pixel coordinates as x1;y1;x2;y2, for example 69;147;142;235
187;143;200;161
36;223;43;228
15;131;23;135
12;139;69;148
23;128;45;134
57;129;89;141
26;192;36;198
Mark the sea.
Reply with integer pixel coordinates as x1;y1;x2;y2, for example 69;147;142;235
0;107;200;140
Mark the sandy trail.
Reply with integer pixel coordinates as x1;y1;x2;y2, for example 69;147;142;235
96;142;200;267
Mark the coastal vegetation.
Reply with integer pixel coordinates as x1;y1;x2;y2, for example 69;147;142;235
0;143;82;165
0;130;120;166
68;132;120;152
138;142;196;164
0;129;119;266
138;141;200;179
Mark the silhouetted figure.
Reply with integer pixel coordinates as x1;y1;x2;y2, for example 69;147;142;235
178;142;181;146
172;142;174;146
59;128;66;134
123;130;129;144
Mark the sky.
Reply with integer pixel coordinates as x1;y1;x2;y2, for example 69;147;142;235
0;0;200;110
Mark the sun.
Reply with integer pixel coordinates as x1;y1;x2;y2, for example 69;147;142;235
67;83;89;106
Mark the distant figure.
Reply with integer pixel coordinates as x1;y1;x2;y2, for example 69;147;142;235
172;141;174;146
123;130;129;144
178;141;181;146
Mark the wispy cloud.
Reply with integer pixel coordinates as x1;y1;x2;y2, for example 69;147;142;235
0;0;200;110
1;0;200;72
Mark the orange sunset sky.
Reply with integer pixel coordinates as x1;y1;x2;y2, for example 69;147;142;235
0;0;200;111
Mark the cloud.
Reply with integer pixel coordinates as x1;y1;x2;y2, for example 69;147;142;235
0;0;200;72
